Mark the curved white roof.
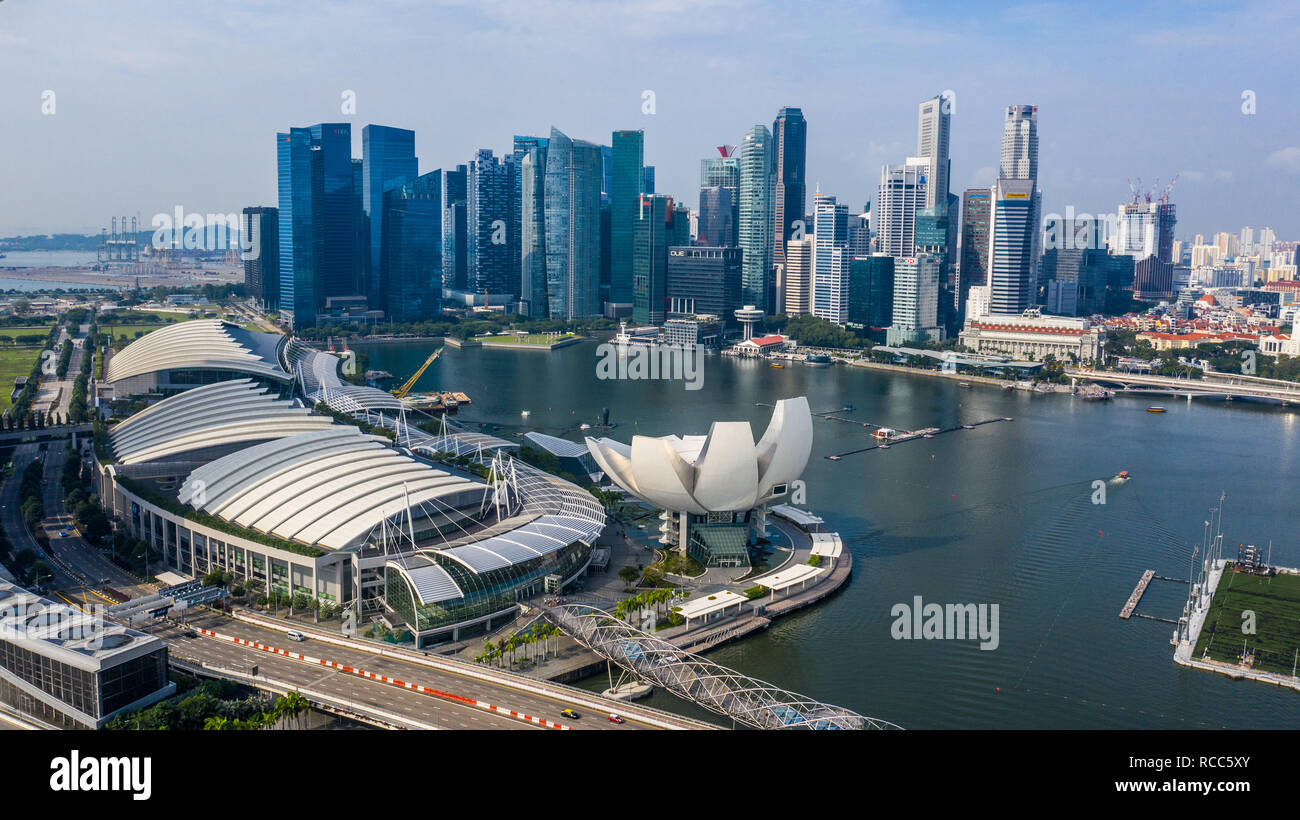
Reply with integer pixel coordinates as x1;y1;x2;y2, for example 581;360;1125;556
106;320;290;385
586;396;812;514
109;379;335;464
179;428;488;552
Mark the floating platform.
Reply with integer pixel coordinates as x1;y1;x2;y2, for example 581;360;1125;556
1120;569;1156;619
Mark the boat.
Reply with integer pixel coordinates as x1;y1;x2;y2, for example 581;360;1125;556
400;392;443;411
804;353;833;367
958;382;971;387
962;424;974;429
827;455;842;461
769;362;784;368
872;427;897;440
1147;406;1167;413
579;423;591;430
878;443;890;449
1116;470;1131;481
521;410;531;418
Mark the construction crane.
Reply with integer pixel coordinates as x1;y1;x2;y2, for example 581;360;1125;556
392;347;443;399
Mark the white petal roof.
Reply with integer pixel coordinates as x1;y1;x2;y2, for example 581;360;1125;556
179;427;487;552
109;379;335;464
585;396;812;514
106;320;291;385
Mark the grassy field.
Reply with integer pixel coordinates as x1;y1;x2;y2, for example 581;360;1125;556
1193;568;1300;675
0;346;44;413
480;332;578;346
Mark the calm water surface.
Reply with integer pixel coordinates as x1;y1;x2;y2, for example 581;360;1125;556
357;339;1300;729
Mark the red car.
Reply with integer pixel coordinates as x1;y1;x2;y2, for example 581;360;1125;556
608;714;625;724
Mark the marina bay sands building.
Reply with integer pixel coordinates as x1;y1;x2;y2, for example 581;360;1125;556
585;397;812;569
96;324;605;648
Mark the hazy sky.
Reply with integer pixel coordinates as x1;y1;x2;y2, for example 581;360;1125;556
2;0;1297;240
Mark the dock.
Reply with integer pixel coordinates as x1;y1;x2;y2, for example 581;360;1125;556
1119;569;1156;619
821;417;1011;460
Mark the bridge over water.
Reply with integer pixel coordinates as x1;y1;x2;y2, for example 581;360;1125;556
546;603;901;730
1067;369;1300;405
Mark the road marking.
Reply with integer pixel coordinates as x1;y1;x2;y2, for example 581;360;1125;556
194;627;573;730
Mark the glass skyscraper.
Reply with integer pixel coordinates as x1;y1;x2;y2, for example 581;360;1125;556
633;194;678;325
812;194;849;324
468;149;515;297
309;123;359;304
543;128;603;319
610;130;644;310
738;124;774;312
380;171;442;323
699;149;740;246
240;206;279;311
988;177;1036;315
516;136;549;317
771;107;807;279
276;128;317;327
440;166;468;291
848;255;895;341
362;125;418;310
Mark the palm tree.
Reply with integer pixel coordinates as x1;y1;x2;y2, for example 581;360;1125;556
204;716;229;731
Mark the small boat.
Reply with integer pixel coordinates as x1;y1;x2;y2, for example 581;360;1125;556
770;362;784;368
958;382;971;387
521;410;531;418
827;455;842;461
962;424;974;429
579;423;591;430
1116;470;1130;481
1146;406;1167;413
872;427;896;440
878;443;890;449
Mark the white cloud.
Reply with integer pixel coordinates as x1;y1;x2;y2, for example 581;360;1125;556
1265;147;1300;174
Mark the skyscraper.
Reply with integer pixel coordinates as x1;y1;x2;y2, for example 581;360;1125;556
380;171;442;323
1000;105;1038;180
667;246;742;320
848;255;894;340
610;130;644;311
958;188;991;326
633;194;678;325
1042;214;1108;316
277;124;357;326
440;166;468;291
887;254;942;346
812;194;849;324
310;123;359;304
467;149;514;297
543;128;603;320
999;105;1042;292
783;237;814;316
738;124;774;312
876;159;929;258
700;147;740;246
988;177;1036;314
917;94;951;209
771;107;808;278
240;206;279;311
361;125;417;309
697;187;734;248
516;137;549;317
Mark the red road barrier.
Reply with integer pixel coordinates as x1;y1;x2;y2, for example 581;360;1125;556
194;628;572;730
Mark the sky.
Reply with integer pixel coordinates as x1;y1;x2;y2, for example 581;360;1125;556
1;0;1298;240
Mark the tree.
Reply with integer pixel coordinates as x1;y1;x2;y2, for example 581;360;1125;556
618;565;639;585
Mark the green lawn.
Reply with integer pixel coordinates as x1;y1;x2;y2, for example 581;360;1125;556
1194;568;1300;676
0;346;44;413
480;332;578;345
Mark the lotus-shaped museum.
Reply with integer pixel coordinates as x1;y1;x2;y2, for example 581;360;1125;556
584;396;813;515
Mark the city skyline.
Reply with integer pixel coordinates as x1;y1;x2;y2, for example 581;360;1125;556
3;1;1298;240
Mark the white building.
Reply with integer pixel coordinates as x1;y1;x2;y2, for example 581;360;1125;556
887;254;943;346
812;194;849;324
876;158;929;258
959;309;1105;363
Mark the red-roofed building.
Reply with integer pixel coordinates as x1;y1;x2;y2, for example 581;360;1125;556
733;334;788;357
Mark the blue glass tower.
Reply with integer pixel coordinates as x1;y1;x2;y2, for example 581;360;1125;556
380;171;442;323
363;125;418;309
277;128;316;326
543;128;603;319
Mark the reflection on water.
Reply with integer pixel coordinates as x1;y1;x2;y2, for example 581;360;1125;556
357;339;1300;728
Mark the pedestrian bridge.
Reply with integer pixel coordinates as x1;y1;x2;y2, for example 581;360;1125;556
1067;369;1300;404
546;603;901;730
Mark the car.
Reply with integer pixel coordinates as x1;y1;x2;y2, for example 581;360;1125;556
559;708;580;720
286;630;307;642
608;714;625;724
58;531;67;538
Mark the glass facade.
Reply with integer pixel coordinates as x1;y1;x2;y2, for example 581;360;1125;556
277;128;316;325
516;137;549;317
543;128;603;319
610;130;644;307
380;171;442;323
241;207;279;310
386;541;591;641
362;125;418;309
440;166;468;291
771;107;808;277
468;149;515;297
738;125;773;312
0;635;167;727
699;154;740;247
848;255;895;339
633;194;675;325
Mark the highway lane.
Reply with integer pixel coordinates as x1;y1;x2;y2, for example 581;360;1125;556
40;443;142;594
175;610;640;730
147;619;540;730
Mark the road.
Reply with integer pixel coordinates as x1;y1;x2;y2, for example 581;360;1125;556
40;443;143;594
157;610;644;730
